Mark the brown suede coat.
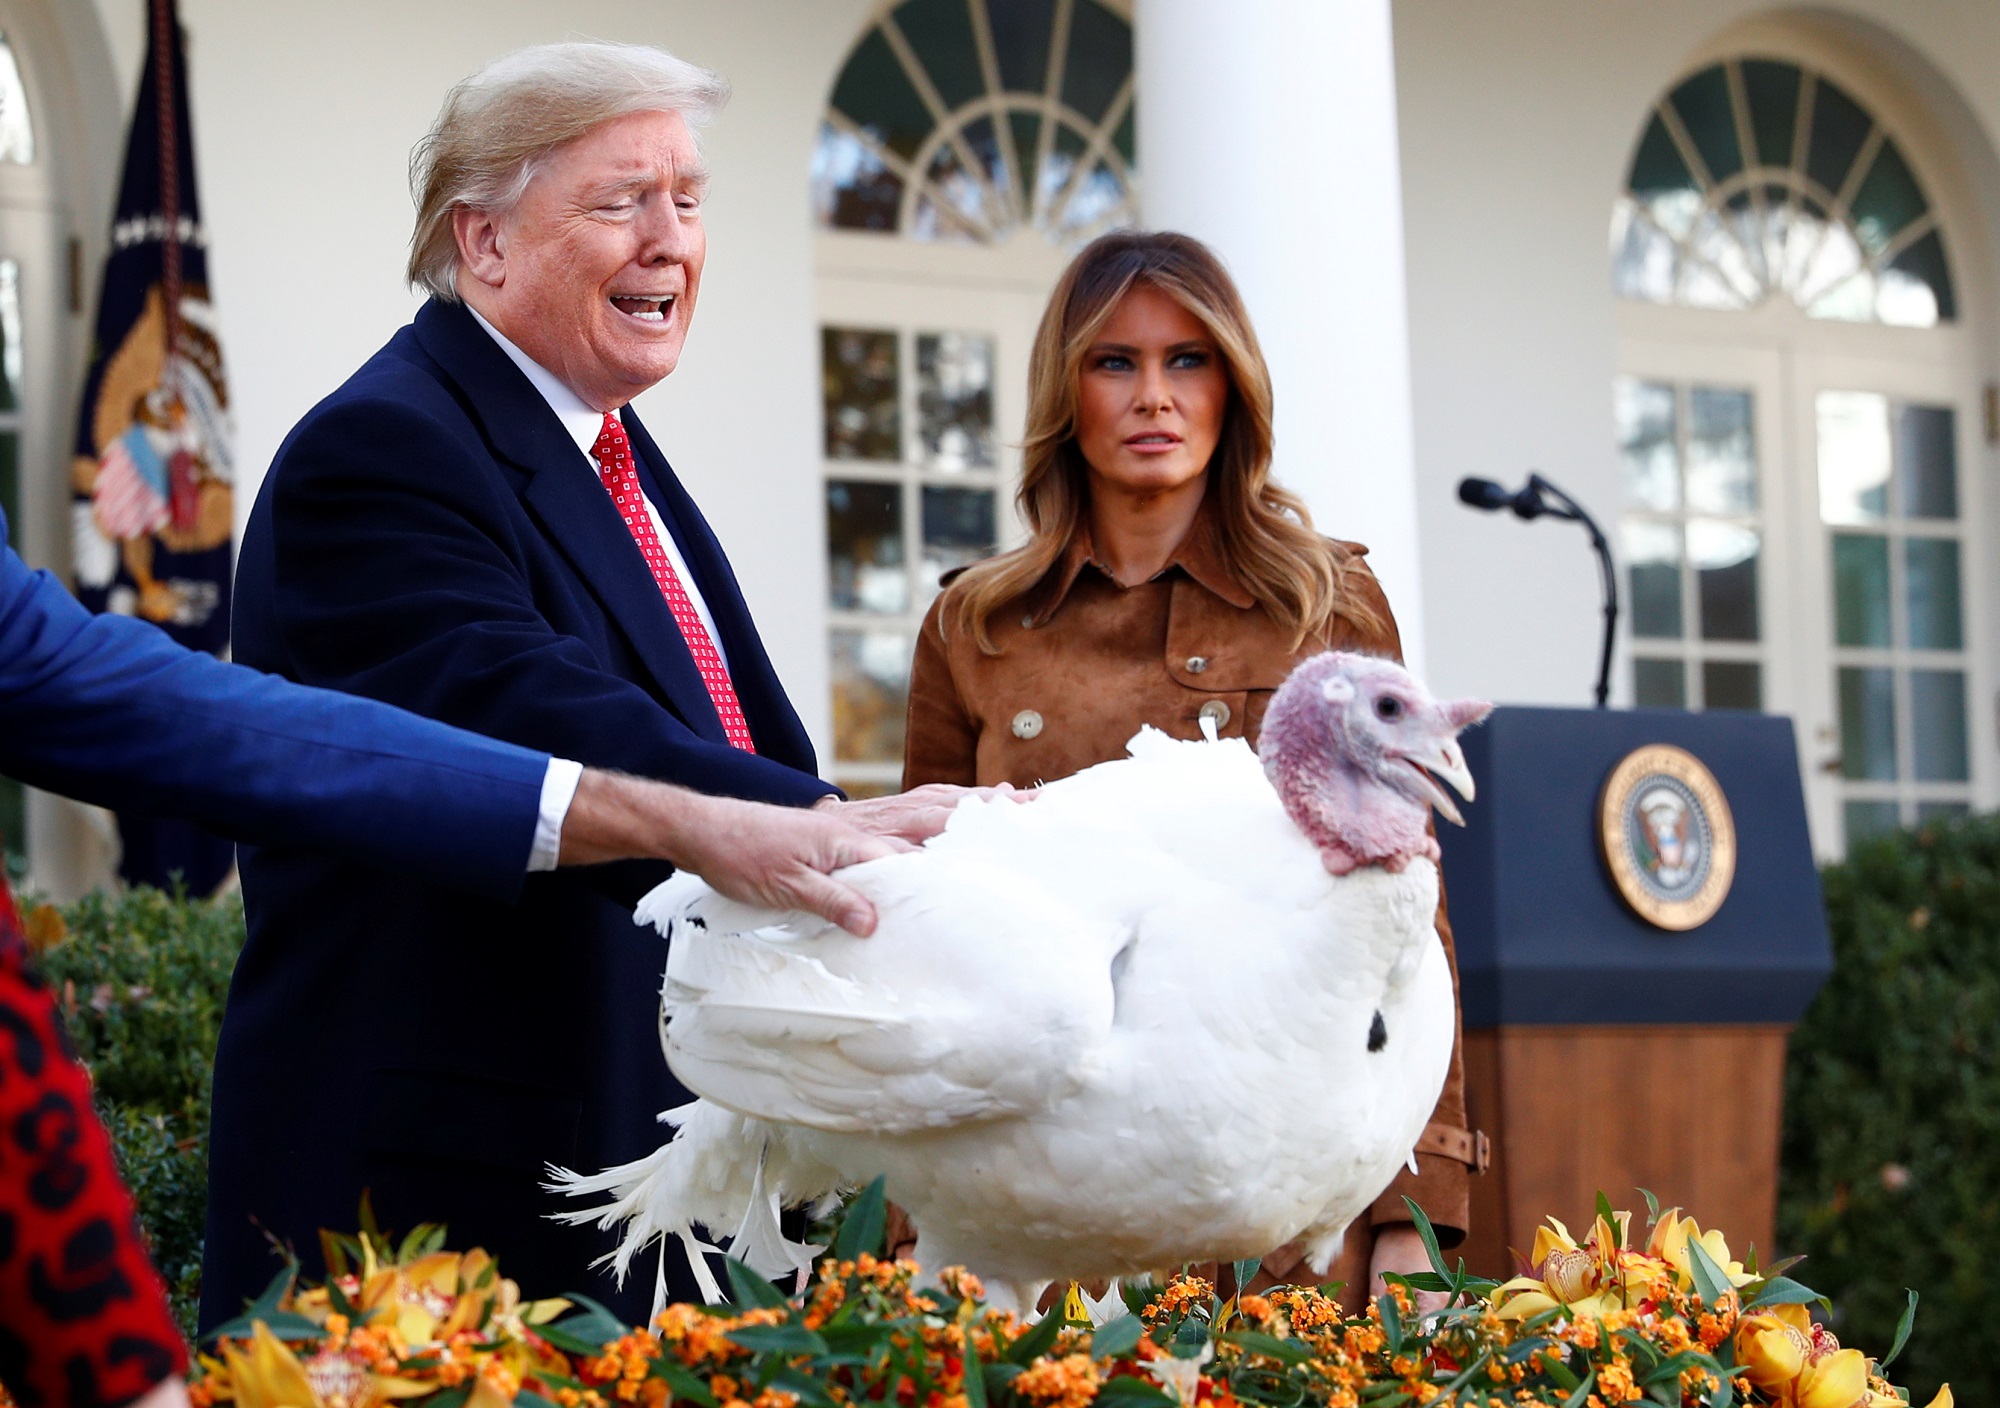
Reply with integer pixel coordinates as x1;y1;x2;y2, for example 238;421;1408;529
900;508;1479;1295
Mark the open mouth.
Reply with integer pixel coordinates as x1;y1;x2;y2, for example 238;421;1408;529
1403;750;1475;826
1125;433;1180;449
610;294;675;324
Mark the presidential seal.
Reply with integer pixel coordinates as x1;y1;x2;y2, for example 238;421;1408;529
1598;744;1735;931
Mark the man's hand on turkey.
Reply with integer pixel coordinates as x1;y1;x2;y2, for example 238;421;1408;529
554;653;1490;1315
816;781;1023;845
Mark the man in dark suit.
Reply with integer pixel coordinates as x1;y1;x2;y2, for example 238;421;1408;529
200;41;965;1331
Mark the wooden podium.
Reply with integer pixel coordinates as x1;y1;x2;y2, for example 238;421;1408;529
1435;707;1831;1275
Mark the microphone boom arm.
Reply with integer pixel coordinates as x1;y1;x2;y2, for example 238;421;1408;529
1521;474;1619;709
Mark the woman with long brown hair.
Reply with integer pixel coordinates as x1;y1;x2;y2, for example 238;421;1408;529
900;230;1481;1304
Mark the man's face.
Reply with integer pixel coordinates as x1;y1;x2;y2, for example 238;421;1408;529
458;108;707;411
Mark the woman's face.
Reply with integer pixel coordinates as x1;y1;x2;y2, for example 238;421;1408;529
1074;283;1228;499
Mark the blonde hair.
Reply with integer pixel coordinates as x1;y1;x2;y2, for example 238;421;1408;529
407;41;729;301
946;229;1382;653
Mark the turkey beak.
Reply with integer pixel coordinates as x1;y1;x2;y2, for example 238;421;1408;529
1410;741;1476;826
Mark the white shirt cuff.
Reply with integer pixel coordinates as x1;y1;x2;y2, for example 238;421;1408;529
529;757;585;871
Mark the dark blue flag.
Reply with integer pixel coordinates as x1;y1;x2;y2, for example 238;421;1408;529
70;0;235;894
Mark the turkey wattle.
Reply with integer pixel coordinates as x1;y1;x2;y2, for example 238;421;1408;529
552;651;1492;1313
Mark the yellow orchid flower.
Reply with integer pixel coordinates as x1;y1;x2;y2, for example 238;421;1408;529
1926;1388;1954;1408
221;1324;320;1408
1795;1348;1869;1408
1733;1313;1808;1394
1646;1210;1754;1291
1529;1217;1581;1268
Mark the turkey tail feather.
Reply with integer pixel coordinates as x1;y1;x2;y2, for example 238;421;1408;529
546;1100;833;1307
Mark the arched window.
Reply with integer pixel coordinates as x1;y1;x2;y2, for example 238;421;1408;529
813;1;1134;796
1609;47;1985;856
812;0;1136;246
1613;59;1954;327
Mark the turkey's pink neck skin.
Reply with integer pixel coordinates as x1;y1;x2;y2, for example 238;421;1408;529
1262;743;1434;875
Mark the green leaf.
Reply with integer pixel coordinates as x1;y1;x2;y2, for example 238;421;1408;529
1170;1315;1208;1359
985;1362;1025;1400
1375;1292;1403;1354
1400;1197;1451;1279
1881;1288;1919;1369
1562;1369;1597;1408
201;1309;322;1343
1095;1378;1177;1408
1745;1277;1827;1311
517;1392;566;1408
1382;1271;1453;1294
1121;1279;1161;1316
1005;1306;1066;1365
1685;1233;1731;1306
1542;1350;1581;1392
730;1323;830;1357
834;1176;889;1261
1233;1258;1261;1293
654;1361;720;1408
725;1256;793;1311
1093;1314;1146;1359
963;1332;989;1408
1596;1192;1622;1246
426;1388;474;1408
1640;1188;1661;1225
1218;1331;1310;1366
768;1367;839;1408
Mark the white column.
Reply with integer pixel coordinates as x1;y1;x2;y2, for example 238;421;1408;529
1138;0;1428;672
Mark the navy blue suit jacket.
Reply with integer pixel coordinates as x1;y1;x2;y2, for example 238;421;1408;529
204;299;834;1330
0;507;547;893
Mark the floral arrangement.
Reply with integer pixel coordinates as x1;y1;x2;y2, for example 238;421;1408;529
180;1188;1949;1408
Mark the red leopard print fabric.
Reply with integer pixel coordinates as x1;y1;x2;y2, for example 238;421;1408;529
0;868;187;1407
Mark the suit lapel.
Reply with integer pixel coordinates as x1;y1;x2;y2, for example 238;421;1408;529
410;301;729;744
624;410;819;769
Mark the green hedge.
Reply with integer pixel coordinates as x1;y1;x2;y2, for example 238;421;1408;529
35;887;244;1339
1779;811;1998;1406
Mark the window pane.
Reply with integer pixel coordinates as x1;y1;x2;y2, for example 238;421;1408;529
1884;230;1956;323
1905;537;1963;650
892;0;985;110
0;430;15;530
1910;669;1968;782
989;0;1056;92
1895;404;1957;520
1622;520;1682;638
1817;390;1891;525
1702;660;1762;711
0;259;19;414
1848;138;1926;254
0;35;32;165
1831;533;1891;647
1917;800;1970;824
829;29;932;160
1843;799;1902;847
1668;66;1742;185
823;328;902;460
1686;386;1756;513
1634;656;1686;708
812;123;904;233
1615;377;1678;510
916;332;995;471
1690;520;1759;641
1805;77;1872;199
919;485;996;607
1838;666;1897;780
826;480;907;614
1060;0;1132;125
1741;60;1801;167
831;628;912;764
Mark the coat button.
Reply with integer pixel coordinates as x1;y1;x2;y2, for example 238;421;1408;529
1012;709;1044;739
1198;699;1232;730
1186;656;1209;674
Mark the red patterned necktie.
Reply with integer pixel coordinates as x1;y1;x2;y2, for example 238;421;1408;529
592;411;757;753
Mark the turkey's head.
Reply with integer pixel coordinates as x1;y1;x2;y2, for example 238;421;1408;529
1258;652;1493;876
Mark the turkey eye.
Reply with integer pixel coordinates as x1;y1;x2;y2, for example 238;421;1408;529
1375;697;1403;721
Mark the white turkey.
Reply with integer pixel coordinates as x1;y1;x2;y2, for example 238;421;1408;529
552;651;1491;1314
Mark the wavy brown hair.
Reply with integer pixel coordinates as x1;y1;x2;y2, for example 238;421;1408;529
945;229;1382;653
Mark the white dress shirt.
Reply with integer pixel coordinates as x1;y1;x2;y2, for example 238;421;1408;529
467;307;730;872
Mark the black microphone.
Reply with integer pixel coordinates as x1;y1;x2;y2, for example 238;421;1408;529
1457;477;1515;512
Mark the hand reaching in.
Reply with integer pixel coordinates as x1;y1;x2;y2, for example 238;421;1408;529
817;781;1025;846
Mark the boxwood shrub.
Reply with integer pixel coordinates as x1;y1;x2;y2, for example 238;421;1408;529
33;886;244;1339
1779;812;1997;1406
